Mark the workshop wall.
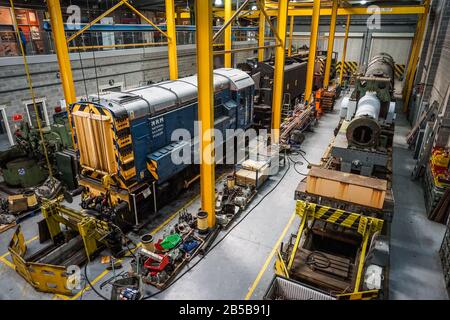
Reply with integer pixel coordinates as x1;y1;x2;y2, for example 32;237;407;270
0;41;259;147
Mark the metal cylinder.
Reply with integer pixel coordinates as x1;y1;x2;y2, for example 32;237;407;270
197;210;209;234
366;52;395;87
141;234;155;252
347;92;381;148
354;92;381;120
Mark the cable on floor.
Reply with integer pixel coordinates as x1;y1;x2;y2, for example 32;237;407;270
84;148;314;300
141;158;292;300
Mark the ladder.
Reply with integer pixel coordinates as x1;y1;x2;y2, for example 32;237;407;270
281;93;292;120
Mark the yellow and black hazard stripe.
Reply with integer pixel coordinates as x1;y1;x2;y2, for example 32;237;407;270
147;159;159;181
295;200;383;236
336;61;359;76
112;116;137;189
336;290;379;300
315;57;326;75
394;64;406;79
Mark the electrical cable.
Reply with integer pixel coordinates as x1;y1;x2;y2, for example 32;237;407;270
78;51;89;98
85;150;314;300
84;262;109;300
141;158;292;300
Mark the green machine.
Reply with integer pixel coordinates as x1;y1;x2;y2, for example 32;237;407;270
0;111;76;189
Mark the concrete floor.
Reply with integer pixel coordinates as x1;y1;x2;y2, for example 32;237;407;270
0;93;448;300
389;102;448;300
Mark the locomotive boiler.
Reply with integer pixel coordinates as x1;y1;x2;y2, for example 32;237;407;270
70;68;255;227
334;53;396;177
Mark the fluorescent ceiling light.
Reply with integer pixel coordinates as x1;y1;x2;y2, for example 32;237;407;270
214;0;224;6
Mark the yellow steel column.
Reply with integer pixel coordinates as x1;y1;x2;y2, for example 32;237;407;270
339;14;351;85
323;0;338;88
288;15;294;57
166;0;179;80
403;4;429;112
47;0;76;143
304;0;321;104
270;0;289;144
258;0;266;62
224;0;232;67
195;0;216;228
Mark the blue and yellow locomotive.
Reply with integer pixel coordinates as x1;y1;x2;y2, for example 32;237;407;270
70;68;255;226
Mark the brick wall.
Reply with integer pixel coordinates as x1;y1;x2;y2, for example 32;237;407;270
0;41;259;143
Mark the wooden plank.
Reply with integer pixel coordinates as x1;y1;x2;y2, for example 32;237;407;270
0;222;17;234
293;249;351;279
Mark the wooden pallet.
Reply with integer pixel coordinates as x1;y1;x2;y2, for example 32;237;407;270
291;248;354;293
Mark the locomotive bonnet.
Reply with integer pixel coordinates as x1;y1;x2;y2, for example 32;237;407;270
70;68;255;226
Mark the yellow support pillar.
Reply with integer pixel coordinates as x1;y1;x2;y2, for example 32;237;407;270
304;0;321;104
270;0;289;144
339;15;351;86
47;0;76;144
224;0;232;68
258;0;266;62
288;15;294;57
166;0;178;80
195;0;216;228
403;3;429;112
323;0;338;88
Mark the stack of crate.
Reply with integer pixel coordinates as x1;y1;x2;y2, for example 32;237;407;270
424;164;446;215
320;90;336;113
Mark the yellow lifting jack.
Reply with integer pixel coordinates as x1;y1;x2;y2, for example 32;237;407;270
8;196;118;295
275;200;385;300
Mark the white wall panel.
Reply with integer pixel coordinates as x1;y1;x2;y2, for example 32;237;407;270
369;34;413;65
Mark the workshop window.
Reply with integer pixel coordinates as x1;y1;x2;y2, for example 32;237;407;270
24;98;49;128
0;106;14;151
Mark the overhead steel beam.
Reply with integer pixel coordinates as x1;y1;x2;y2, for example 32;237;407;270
196;0;216;228
176;5;425;19
67;0;169;43
213;0;251;41
257;5;426;17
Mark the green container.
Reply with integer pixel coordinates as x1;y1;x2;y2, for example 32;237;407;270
160;233;182;250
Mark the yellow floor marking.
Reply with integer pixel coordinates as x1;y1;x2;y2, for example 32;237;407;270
0;256;15;269
244;211;297;300
64;269;110;300
65;191;206;301
0;172;227;300
1;235;39;259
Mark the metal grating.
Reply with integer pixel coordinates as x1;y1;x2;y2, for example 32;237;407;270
264;276;335;300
